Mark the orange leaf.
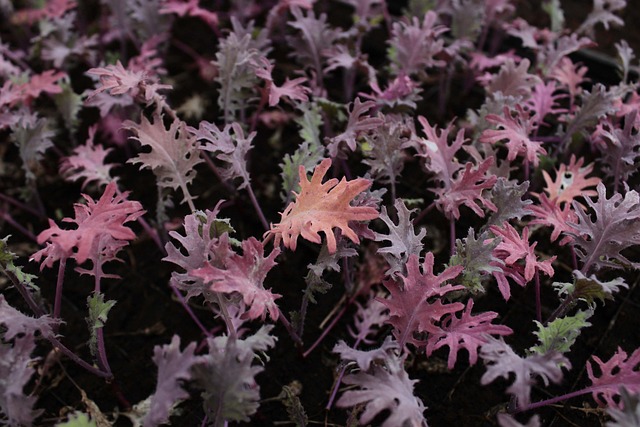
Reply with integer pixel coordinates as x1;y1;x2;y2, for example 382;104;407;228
267;158;379;253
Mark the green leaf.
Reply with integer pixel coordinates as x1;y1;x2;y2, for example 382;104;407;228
280;102;325;203
553;272;628;306
86;292;116;357
542;0;565;33
55;412;97;427
529;310;592;356
53;82;83;133
0;236;40;295
449;229;502;294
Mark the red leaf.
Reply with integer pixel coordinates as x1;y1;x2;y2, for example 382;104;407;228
191;237;282;321
490;223;555;282
379;253;463;349
426;299;512;369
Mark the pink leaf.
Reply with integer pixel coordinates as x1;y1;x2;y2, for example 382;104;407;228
32;182;145;269
60;126;117;189
587;347;640;408
434;158;498;220
426;299;513;369
529;193;577;245
379;253;463;349
481;105;546;166
416;115;465;187
191;237;282;321
480;338;568;408
540;155;600;206
490;223;555;282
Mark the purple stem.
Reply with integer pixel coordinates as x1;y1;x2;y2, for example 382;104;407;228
534;270;542;323
53;257;67;320
3;265;113;379
515;387;593;413
1;210;38;242
302;300;351;359
278;308;303;348
0;191;46;219
245;182;270;232
326;335;364;410
450;216;456;257
412;202;435;226
170;283;213;338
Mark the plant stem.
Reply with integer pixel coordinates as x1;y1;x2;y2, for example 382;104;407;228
53;257;67;320
413;202;435;226
534;270;542;323
245;182;270;232
515;388;592;413
1;209;38;242
216;293;237;340
277;308;303;348
450;216;456;257
2;265;113;379
171;283;213;338
302;300;350;358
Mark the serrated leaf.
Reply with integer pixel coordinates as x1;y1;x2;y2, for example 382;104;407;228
530;310;592;355
268;158;379;254
568;183;640;273
0;334;41;426
278;381;307;427
373;198;426;277
486;178;533;228
450;228;503;293
336;353;426;427
553;271;628;306
143;336;203;427
194;325;277;424
125;113;203;207
86;292;116;357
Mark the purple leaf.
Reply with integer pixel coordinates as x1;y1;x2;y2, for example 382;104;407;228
143;336;203;427
336;353;426;427
0;334;42;426
480;337;568;408
426;299;513;369
333;336;399;371
0;295;57;341
373;198;426;277
587;347;640;408
434;158;498;220
568;183;640;273
194;121;254;190
326;98;383;158
380;253;463;349
125;113;203;207
388;11;447;76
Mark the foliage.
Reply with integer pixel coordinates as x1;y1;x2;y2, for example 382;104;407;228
268;158;379;253
2;1;640;426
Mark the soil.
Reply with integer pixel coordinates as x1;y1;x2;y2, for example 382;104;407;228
2;1;640;427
